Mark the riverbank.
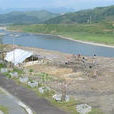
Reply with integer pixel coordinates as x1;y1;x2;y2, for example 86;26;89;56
7;23;114;47
57;35;114;48
6;28;114;49
8;29;114;48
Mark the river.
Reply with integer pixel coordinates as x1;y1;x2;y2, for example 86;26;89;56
0;30;114;57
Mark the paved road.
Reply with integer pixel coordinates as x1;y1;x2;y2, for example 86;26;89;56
0;74;68;114
0;94;27;114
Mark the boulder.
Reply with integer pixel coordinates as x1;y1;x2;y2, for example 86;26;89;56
28;81;38;88
76;104;92;114
0;110;4;114
53;94;62;101
0;68;8;73
38;87;51;94
10;72;18;78
19;77;29;83
0;60;4;64
53;94;70;102
38;87;44;94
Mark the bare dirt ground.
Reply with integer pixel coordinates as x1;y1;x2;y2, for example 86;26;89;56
6;45;114;114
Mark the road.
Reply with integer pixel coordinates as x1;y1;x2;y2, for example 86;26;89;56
0;73;68;114
0;94;27;114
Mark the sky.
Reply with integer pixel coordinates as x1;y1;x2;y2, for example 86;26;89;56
0;0;114;10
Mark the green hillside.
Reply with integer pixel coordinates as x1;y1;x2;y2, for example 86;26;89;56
45;5;114;24
0;10;59;24
23;10;59;22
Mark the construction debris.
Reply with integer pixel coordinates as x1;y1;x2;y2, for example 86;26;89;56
10;72;18;78
76;104;92;114
38;87;51;94
53;94;70;102
0;110;4;114
27;81;38;88
19;77;29;83
0;68;8;73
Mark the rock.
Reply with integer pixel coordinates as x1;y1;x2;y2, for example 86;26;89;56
0;68;8;73
38;87;51;94
38;87;44;94
53;94;62;101
76;104;92;114
19;77;29;83
65;95;70;102
75;77;85;81
53;94;70;102
0;110;4;114
10;72;18;78
28;81;38;88
45;87;51;91
0;60;4;64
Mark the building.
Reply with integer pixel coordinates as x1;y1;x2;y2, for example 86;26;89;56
5;49;34;66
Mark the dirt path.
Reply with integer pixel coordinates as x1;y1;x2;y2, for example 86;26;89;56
0;73;68;114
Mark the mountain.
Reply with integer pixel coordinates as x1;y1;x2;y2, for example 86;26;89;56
0;8;75;14
0;10;59;24
24;10;59;22
45;5;114;24
46;7;76;13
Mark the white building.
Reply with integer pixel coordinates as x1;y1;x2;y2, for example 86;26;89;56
4;49;33;66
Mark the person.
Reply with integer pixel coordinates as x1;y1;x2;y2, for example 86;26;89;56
93;54;96;59
89;66;92;69
77;54;81;59
78;54;81;58
82;57;85;59
82;57;85;63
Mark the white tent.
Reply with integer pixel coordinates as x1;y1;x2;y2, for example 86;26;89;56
5;49;33;65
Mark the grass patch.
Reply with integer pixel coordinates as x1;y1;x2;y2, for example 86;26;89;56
3;72;11;78
49;98;79;114
0;105;8;114
59;32;114;45
89;108;104;114
0;89;4;94
13;68;24;75
0;63;6;69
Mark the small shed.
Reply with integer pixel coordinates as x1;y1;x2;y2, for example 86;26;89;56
4;49;33;65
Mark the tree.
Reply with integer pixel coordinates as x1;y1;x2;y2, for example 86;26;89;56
0;37;7;60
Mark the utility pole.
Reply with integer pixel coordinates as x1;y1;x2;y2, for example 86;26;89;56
13;37;15;67
89;16;92;24
0;36;5;61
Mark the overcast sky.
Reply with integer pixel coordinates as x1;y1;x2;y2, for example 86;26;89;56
0;0;114;10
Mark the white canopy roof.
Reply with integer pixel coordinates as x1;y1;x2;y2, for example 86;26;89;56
5;49;33;65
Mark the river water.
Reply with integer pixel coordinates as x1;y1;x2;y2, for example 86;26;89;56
0;30;114;57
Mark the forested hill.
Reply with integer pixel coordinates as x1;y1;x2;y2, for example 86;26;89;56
0;5;114;25
45;5;114;24
0;10;59;24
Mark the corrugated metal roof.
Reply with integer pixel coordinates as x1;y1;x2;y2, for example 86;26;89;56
5;49;33;65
